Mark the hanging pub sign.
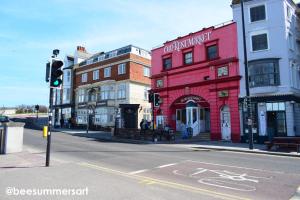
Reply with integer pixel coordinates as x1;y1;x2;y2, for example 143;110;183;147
164;31;212;53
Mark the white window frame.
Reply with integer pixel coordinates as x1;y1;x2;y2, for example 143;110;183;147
117;83;126;99
248;3;267;23
104;67;111;78
67;71;71;83
143;67;150;77
288;32;294;51
250;30;269;52
93;70;99;80
286;4;292;22
118;63;126;75
78;89;85;103
81;73;88;83
144;87;150;101
86;59;93;65
101;85;114;100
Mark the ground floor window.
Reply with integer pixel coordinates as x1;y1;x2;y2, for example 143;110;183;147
94;107;114;125
143;108;151;121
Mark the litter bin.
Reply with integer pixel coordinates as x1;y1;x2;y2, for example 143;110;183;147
0;125;5;154
0;122;25;154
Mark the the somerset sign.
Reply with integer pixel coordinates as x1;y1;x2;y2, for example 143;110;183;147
164;31;212;53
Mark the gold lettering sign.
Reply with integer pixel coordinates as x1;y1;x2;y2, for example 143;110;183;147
180;96;201;103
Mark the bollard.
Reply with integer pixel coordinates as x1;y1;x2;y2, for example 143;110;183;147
43;126;48;138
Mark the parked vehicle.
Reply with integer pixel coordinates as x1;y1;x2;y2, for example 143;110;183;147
0;115;10;123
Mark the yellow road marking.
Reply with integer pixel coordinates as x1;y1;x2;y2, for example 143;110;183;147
78;162;250;200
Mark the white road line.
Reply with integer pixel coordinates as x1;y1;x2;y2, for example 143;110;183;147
156;163;178;169
128;169;148;175
185;160;285;174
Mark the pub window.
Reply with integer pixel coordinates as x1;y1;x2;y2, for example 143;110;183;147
251;32;268;51
250;5;266;22
163;57;172;70
156;79;163;88
248;59;280;88
184;52;193;65
207;45;218;60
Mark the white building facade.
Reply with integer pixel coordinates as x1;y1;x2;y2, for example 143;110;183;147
232;0;300;143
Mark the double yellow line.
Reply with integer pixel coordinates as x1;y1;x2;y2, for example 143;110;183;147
78;162;250;200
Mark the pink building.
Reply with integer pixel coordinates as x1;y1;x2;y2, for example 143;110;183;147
151;22;241;142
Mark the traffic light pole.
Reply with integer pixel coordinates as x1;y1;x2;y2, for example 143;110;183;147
241;0;253;150
46;87;53;167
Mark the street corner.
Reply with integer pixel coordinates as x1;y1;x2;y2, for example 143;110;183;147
0;151;44;169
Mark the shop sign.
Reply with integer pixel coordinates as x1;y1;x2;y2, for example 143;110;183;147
97;100;108;107
164;31;212;53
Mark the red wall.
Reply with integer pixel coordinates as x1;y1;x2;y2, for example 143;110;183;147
151;22;241;142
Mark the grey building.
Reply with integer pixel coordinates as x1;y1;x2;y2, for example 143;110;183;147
232;0;300;143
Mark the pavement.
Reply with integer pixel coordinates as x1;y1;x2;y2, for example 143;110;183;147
54;128;300;158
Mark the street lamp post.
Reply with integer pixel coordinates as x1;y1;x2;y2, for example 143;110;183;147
240;0;254;150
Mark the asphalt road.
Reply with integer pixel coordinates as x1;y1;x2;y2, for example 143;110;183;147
20;128;300;200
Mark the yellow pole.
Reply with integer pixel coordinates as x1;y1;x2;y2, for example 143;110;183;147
43;126;48;138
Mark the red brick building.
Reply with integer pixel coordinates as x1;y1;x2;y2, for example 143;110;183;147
74;45;152;129
151;22;241;142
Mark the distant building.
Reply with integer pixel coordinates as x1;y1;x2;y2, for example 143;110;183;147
74;45;152;129
0;107;16;115
53;46;92;127
232;0;300;142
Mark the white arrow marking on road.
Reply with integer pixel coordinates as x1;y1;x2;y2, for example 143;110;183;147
156;163;178;168
128;169;148;175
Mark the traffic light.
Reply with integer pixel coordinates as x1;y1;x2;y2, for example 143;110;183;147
50;59;63;87
154;93;160;107
148;92;154;103
35;104;39;111
45;62;50;82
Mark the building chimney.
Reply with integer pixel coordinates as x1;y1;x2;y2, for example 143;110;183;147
77;46;86;52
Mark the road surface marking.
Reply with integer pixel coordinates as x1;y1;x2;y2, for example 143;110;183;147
78;162;250;200
185;160;284;174
156;163;178;168
139;180;157;185
215;149;300;159
128;169;148;175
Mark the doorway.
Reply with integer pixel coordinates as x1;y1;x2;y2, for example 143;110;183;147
120;104;139;129
221;105;231;140
267;111;287;138
186;101;200;136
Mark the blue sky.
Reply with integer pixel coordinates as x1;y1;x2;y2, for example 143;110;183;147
1;0;297;107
